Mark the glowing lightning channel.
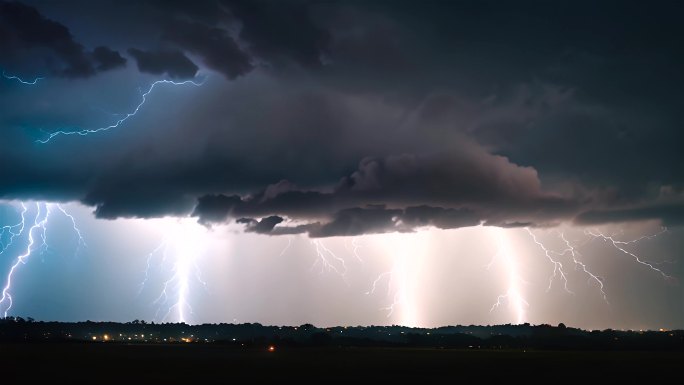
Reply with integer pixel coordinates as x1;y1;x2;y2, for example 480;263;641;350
559;232;608;303
489;228;527;324
55;204;86;252
525;227;572;293
350;237;364;262
365;271;392;296
2;70;44;85
36;78;205;143
278;236;293;257
0;202;85;318
0;203;28;256
138;219;208;324
365;270;401;318
310;240;348;279
584;229;672;280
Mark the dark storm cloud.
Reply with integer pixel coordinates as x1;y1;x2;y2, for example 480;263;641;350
2;0;684;235
194;150;576;236
127;48;198;79
232;205;483;238
237;215;284;234
0;1;124;77
91;46;126;71
575;203;684;227
225;0;330;68
163;20;252;79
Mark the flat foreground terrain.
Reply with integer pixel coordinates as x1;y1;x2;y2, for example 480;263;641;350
1;343;681;382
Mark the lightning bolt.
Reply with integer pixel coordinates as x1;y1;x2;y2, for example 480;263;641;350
278;236;293;257
584;228;672;280
0;202;84;317
36;78;205;143
559;232;608;303
489;227;528;324
138;219;208;323
365;269;402;317
365;271;392;296
525;227;572;293
365;233;427;322
55;204;86;253
2;70;44;85
310;239;348;279
520;227;670;307
0;203;28;256
350;237;364;262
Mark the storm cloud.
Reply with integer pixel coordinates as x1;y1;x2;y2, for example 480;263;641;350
1;0;683;236
128;48;198;79
0;1;125;77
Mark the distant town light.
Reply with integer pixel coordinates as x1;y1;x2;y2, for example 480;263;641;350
268;345;276;352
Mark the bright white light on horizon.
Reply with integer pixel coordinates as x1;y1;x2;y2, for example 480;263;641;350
492;227;527;324
380;231;430;327
141;217;210;323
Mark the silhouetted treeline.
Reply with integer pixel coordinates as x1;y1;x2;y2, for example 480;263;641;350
1;317;682;350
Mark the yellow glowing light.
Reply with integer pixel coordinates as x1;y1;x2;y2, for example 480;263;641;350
103;334;110;341
268;345;276;352
92;336;97;340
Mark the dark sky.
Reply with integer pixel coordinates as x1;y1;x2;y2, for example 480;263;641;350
0;1;683;328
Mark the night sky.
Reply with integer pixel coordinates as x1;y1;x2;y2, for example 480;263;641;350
1;0;683;329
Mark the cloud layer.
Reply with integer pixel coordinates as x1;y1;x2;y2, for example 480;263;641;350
1;0;683;235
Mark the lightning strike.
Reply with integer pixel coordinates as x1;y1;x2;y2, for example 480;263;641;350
559;232;608;303
2;70;44;85
365;270;402;317
489;228;527;324
585;229;672;280
36;78;205;143
278;236;293;257
138;219;208;323
365;271;392;296
525;228;572;293
310;239;348;279
0;203;27;256
0;202;84;317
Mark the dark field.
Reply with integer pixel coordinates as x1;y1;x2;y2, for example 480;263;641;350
0;343;681;382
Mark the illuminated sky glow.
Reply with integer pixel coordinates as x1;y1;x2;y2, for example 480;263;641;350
1;1;683;329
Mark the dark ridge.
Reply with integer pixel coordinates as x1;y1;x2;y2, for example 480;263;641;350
1;318;682;350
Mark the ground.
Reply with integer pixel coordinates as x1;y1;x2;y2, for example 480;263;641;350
0;343;681;382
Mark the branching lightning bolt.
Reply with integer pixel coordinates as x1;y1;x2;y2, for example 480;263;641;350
365;270;403;317
560;232;608;303
138;220;207;323
584;229;672;280
0;202;84;317
521;226;671;306
525;227;572;293
2;70;44;85
345;237;364;263
36;79;205;143
0;203;27;256
310;240;348;279
366;271;392;296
